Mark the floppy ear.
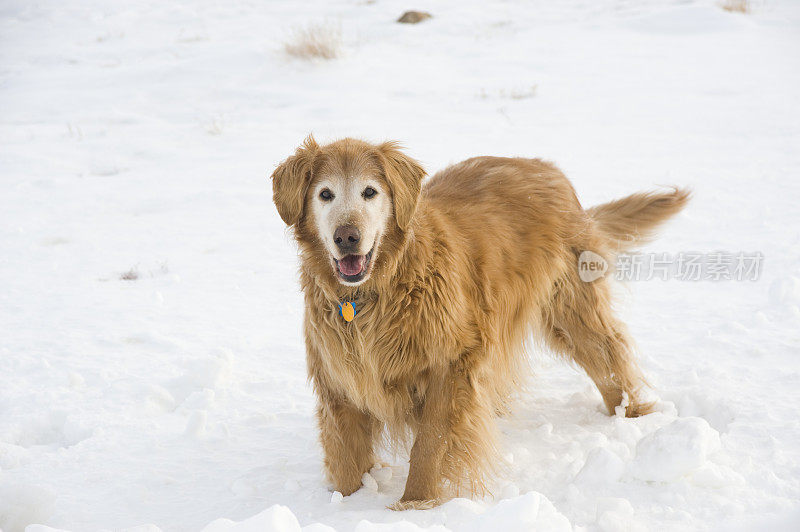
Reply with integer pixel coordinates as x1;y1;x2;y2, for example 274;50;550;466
377;141;426;231
271;135;319;226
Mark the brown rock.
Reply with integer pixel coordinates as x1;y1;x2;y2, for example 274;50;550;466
397;11;432;24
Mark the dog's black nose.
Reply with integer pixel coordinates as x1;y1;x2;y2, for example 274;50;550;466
334;225;360;252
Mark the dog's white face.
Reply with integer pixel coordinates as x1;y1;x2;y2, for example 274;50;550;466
310;172;392;286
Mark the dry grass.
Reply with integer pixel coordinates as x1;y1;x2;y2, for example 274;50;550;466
120;267;139;281
397;11;432;24
478;85;538;100
205;114;225;136
721;0;750;13
284;23;342;60
119;262;168;281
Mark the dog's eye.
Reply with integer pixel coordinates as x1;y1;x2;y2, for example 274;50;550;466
319;189;334;201
362;187;377;199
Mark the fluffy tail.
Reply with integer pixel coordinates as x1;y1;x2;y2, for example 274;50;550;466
588;187;691;251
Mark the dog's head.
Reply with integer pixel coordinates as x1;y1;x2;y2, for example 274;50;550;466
271;136;425;286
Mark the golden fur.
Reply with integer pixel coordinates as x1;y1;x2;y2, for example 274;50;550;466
271;136;690;508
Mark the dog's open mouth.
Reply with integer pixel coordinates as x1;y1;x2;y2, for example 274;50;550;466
335;248;374;283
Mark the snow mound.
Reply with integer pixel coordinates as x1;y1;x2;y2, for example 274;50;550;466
595;497;641;532
574;447;626;485
354;520;449;532
462;492;571;532
631;417;721;482
201;505;302;532
0;483;55;532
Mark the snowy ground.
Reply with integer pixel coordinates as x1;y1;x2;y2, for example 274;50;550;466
2;0;800;530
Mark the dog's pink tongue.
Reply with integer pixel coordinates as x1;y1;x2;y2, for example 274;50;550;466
339;255;365;276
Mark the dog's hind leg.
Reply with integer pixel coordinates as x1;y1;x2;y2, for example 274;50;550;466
542;274;654;417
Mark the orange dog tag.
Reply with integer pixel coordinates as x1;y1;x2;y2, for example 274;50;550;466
339;301;356;322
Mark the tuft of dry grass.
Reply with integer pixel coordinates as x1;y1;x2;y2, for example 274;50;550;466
721;0;750;13
120;267;139;281
478;85;538;100
397;11;432;24
284;23;342;60
205;114;225;136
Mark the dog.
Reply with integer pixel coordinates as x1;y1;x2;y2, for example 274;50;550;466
270;136;689;509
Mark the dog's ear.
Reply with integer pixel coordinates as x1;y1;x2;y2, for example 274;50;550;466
271;135;320;226
377;141;426;231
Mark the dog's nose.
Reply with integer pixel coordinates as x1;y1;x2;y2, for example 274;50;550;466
334;225;360;252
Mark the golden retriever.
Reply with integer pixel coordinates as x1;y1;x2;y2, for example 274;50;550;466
270;136;689;509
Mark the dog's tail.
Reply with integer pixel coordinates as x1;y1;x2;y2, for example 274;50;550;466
588;187;690;251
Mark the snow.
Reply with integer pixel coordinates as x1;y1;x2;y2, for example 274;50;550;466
630;417;721;483
1;0;799;531
201;505;305;532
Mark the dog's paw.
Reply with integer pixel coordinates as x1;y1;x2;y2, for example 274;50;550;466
388;499;440;511
625;400;656;418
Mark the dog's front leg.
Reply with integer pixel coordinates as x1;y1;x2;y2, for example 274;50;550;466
393;371;452;510
392;360;495;511
317;392;379;496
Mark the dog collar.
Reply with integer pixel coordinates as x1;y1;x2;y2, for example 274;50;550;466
338;301;357;322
